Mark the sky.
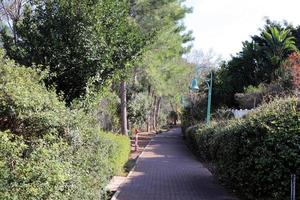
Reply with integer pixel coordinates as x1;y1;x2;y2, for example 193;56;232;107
183;0;300;60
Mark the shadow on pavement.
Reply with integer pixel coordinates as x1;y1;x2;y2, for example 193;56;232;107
117;128;238;200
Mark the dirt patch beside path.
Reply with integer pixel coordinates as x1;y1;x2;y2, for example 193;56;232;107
124;131;156;174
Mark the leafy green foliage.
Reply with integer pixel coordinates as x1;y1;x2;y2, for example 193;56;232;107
128;92;152;128
1;0;145;103
0;51;69;137
184;98;300;199
212;21;298;108
124;0;193;131
244;84;266;94
0;130;130;199
0;53;130;199
181;89;210;126
72;87;121;132
102;132;131;175
0;131;72;199
262;27;297;66
130;0;192;36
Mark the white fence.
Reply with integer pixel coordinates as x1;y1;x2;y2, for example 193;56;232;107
230;109;253;119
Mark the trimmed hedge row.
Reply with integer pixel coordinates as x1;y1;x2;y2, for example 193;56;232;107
0;131;72;199
0;130;130;199
0;51;130;199
103;132;131;175
184;98;300;200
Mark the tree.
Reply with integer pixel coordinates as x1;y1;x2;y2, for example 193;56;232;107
186;49;222;71
0;0;28;42
1;0;145;103
1;0;194;135
210;21;298;109
120;81;128;135
261;27;298;80
122;0;193;132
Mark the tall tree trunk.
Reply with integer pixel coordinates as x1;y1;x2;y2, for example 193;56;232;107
170;101;175;112
149;90;155;131
152;96;157;131
146;85;152;132
147;118;150;132
120;81;128;136
155;97;162;130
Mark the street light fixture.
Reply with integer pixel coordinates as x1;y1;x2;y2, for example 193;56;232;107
190;78;199;91
190;71;213;125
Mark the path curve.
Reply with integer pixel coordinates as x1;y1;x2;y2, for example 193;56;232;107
116;128;237;200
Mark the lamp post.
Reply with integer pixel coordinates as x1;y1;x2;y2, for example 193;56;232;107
190;71;213;125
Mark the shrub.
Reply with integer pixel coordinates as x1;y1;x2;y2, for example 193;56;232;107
128;92;152;129
181;92;208;128
103;133;131;175
184;97;300;199
0;131;72;199
0;56;69;138
72;87;121;132
0;52;130;199
244;84;266;94
212;107;234;121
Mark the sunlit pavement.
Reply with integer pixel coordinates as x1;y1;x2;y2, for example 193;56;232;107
116;128;237;200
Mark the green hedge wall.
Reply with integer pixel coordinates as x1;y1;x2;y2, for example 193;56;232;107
103;132;131;175
184;98;300;200
0;51;130;199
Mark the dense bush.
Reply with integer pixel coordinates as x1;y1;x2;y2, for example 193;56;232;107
0;57;69;138
0;131;72;199
72;88;121;132
0;52;130;199
128;92;152;129
184;98;300;199
181;92;208;129
102;132;131;175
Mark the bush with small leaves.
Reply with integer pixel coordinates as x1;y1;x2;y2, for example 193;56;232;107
0;52;130;199
184;97;300;199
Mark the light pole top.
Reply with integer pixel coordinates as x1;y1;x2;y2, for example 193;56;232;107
190;78;199;91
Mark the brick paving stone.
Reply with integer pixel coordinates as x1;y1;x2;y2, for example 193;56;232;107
116;128;237;200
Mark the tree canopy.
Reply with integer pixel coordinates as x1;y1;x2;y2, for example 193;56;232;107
1;0;146;102
211;21;298;108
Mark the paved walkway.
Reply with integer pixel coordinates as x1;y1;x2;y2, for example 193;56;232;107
116;128;237;200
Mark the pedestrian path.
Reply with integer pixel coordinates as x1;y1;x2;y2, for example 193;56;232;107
116;128;237;200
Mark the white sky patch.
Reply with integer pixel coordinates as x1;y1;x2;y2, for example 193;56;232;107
184;0;300;60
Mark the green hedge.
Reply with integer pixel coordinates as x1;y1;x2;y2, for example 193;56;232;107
184;98;300;200
103;133;131;175
0;51;130;199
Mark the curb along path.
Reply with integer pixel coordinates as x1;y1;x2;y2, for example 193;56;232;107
116;128;237;200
